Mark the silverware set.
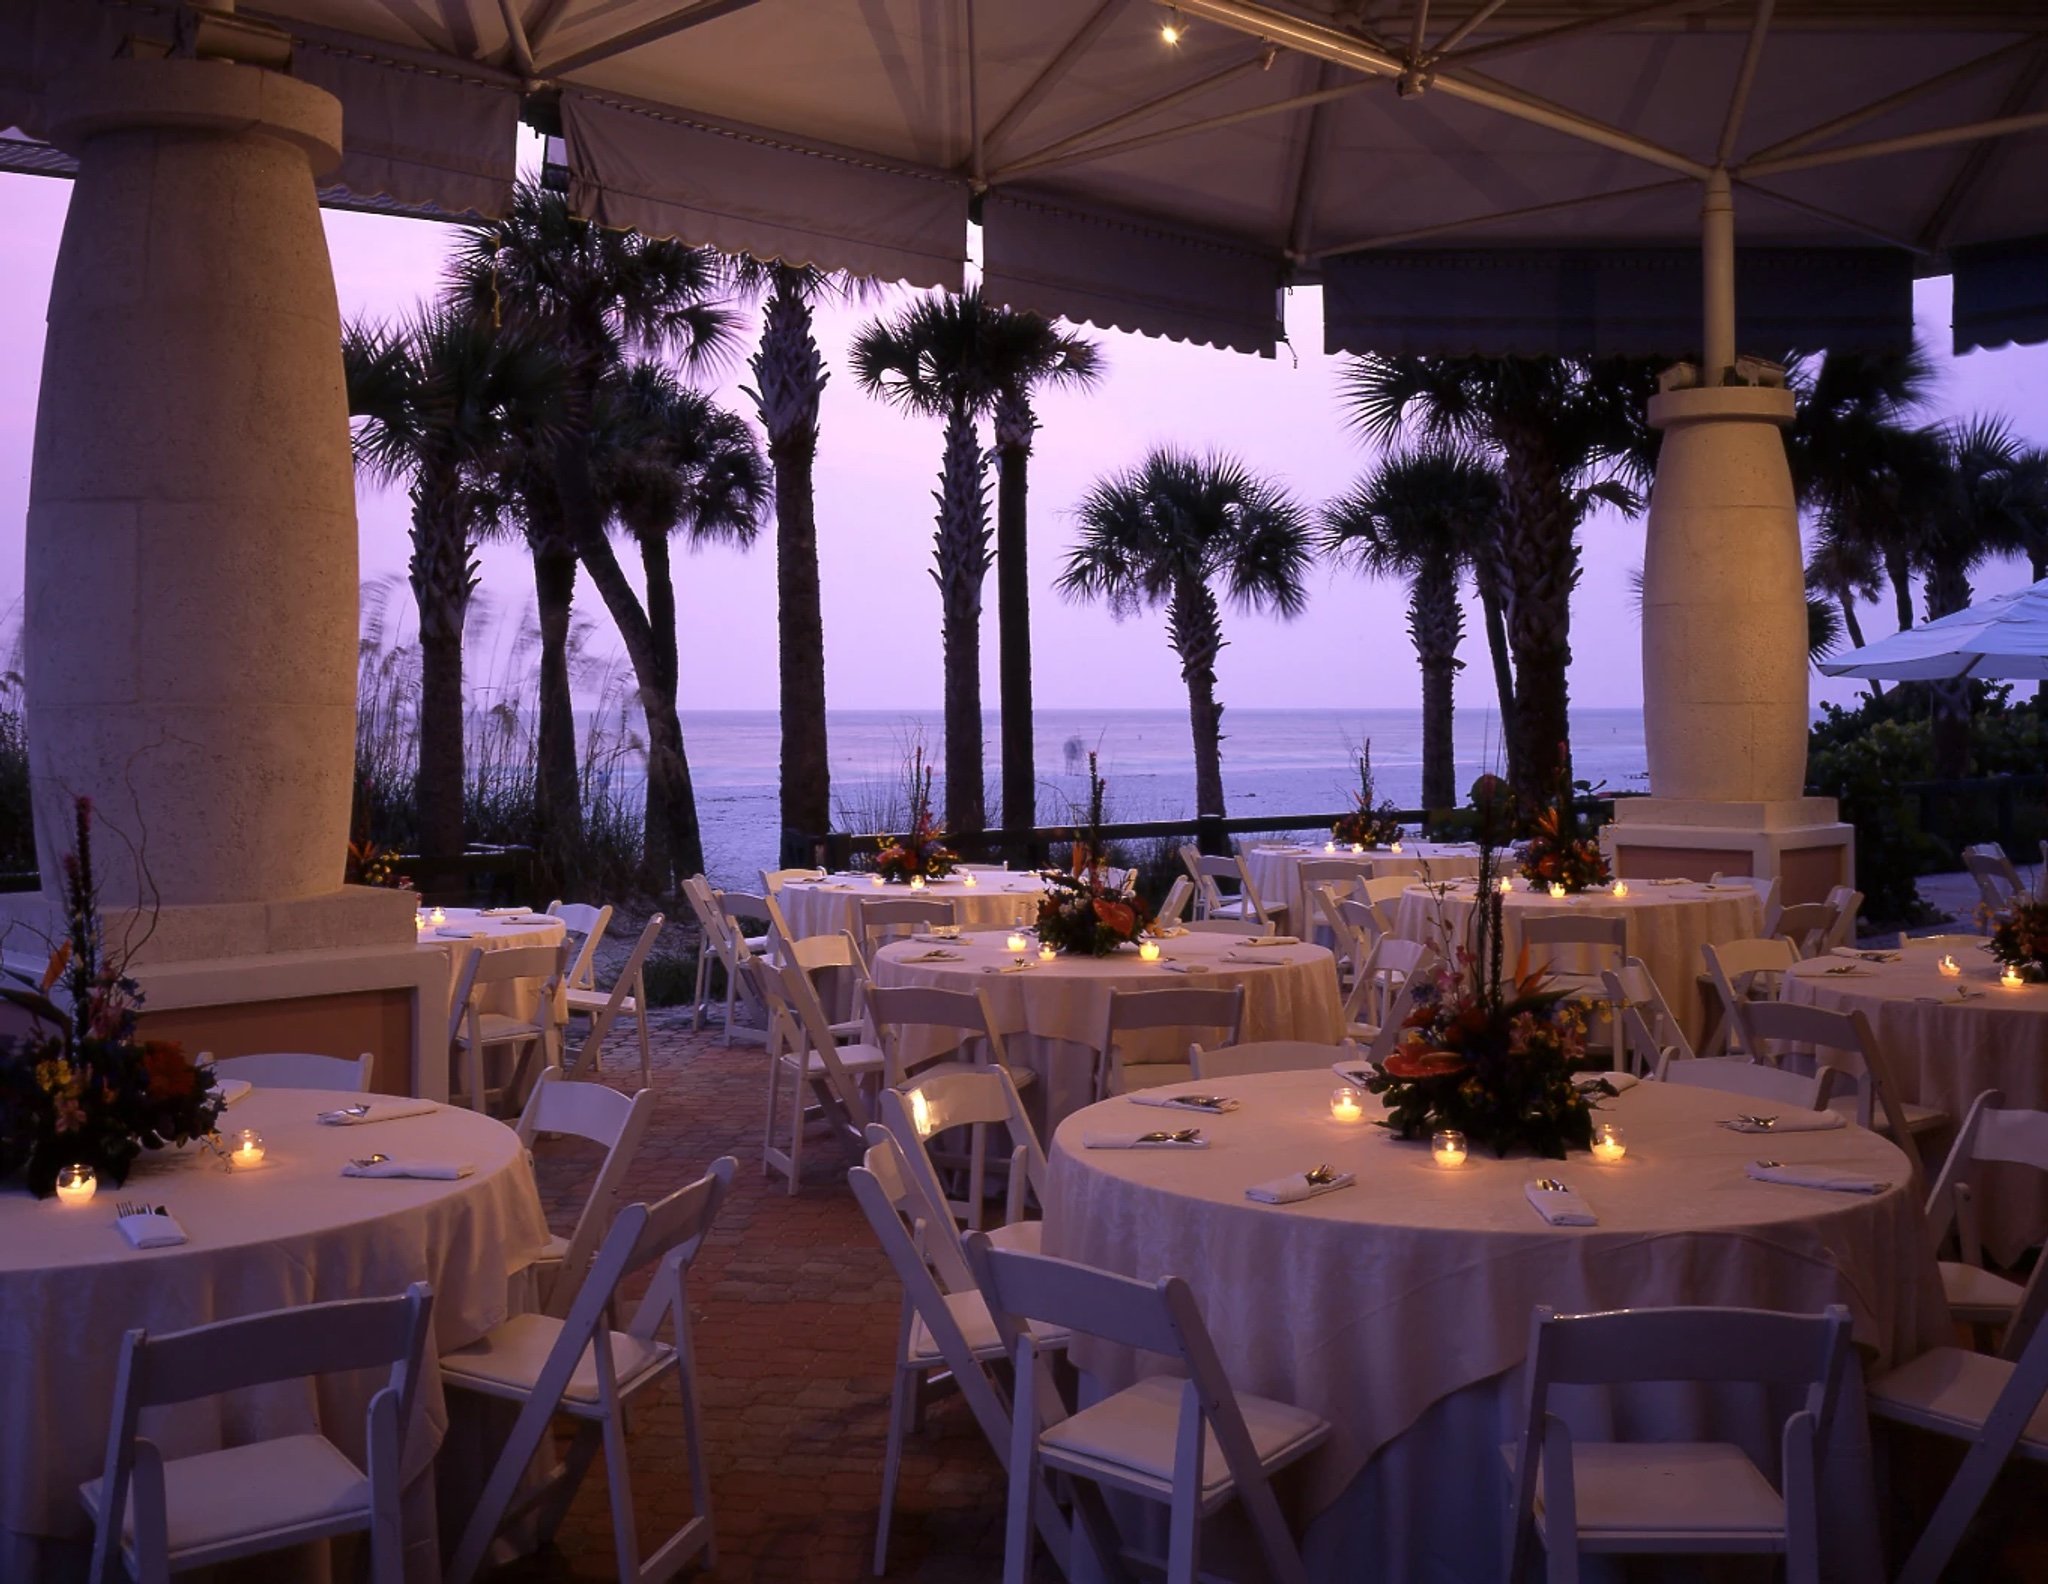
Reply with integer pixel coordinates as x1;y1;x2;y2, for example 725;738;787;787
1533;1178;1569;1192
321;1104;372;1122
350;1154;390;1168
1735;1114;1779;1130
1165;1095;1229;1111
1305;1164;1338;1185
113;1201;168;1219
1136;1129;1201;1145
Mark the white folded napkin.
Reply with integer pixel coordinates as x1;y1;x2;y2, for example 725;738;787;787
1831;946;1899;963
1648;877;1689;887
1246;1169;1355;1204
515;914;555;925
1129;1090;1241;1113
982;961;1035;975
1718;1110;1846;1134
341;1159;475;1180
317;1099;438;1126
214;1078;254;1107
1156;961;1211;975
1083;1128;1209;1150
1746;1160;1890;1193
1573;1071;1640;1093
116;1208;188;1249
1525;1181;1598;1226
1240;935;1300;947
479;907;525;917
434;928;477;939
1331;1061;1375;1089
902;948;964;962
1150;926;1190;939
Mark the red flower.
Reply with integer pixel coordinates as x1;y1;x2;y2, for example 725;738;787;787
1092;898;1135;937
1384;1049;1468;1079
141;1041;198;1103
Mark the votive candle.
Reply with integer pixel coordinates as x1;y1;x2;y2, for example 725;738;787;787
1351;842;1365;855
962;872;978;888
414;911;428;932
54;1164;96;1205
428;906;447;925
1330;1087;1364;1124
1324;841;1336;854
869;874;884;888
1498;877;1515;895
1005;933;1028;954
1548;882;1567;899
2002;966;2026;990
1611;881;1630;899
1431;1130;1469;1168
1389;841;1403;854
909;874;926;891
1038;945;1056;962
1938;955;1962;978
1591;1123;1627;1164
1139;941;1162;963
232;1129;266;1167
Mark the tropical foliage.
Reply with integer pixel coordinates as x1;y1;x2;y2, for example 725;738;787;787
1516;802;1613;894
1985;900;2048;984
871;745;957;883
1331;743;1405;848
1035;755;1149;956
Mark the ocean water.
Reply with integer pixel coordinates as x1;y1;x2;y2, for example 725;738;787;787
668;708;1650;888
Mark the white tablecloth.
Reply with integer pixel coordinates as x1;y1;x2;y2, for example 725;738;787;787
776;872;1047;942
871;929;1344;1128
1243;844;1484;941
417;907;568;1032
1786;938;2048;1261
1046;1072;1948;1584
0;1087;550;1580
1393;879;1762;1041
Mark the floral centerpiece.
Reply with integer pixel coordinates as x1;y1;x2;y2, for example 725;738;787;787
872;746;958;883
0;799;225;1197
1036;755;1152;956
1365;775;1612;1158
1517;801;1612;893
1985;899;2048;984
1332;741;1404;848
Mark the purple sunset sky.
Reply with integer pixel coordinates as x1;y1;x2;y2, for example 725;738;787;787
2;163;2044;716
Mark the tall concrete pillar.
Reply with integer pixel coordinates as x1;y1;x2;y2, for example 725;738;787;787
7;50;411;960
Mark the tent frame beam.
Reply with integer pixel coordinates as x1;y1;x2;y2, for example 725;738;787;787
1740;107;2048;177
538;0;761;78
1432;0;1738;72
989;48;1285;177
984;0;1129;158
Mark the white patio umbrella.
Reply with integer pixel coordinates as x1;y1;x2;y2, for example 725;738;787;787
1818;577;2048;681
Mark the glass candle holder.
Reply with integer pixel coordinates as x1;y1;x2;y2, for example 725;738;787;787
1938;954;1962;978
231;1129;266;1167
1330;1087;1364;1124
1038;945;1057;963
1323;841;1336;854
1591;1122;1627;1164
54;1164;96;1205
2002;966;2026;989
1005;933;1028;954
1389;841;1403;854
1498;877;1515;895
1138;941;1162;963
870;874;884;887
1431;1129;1469;1168
414;911;428;932
1351;842;1365;855
1548;882;1567;899
428;906;447;925
961;872;978;888
1611;881;1630;899
909;874;926;891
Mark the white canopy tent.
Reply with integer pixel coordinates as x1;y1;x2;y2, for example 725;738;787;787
1820;577;2048;681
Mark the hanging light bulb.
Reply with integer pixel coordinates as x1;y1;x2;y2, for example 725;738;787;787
1161;7;1186;46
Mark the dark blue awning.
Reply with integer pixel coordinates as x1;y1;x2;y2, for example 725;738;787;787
1952;235;2048;354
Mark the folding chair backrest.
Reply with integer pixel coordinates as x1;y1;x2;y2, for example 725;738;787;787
1337;896;1385;945
759;867;825;894
1744;1001;1921;1175
1360;875;1415;910
547;901;613;988
1343;937;1436;1033
852;1131;981;1311
1365;966;1434;1061
1525;1302;1852;1403
1926;1090;2048;1272
791;929;866;975
867;982;1004;1064
770;961;876;1129
1521;913;1627;953
1192;1040;1354;1081
1154;876;1194;927
1601;958;1694;1071
858;896;956;954
880;1067;1044;1233
516;1069;657;1310
1703;936;1799;1051
558;1159;734;1362
1767;901;1838;958
1103;985;1245;1046
209;1051;374;1093
1821;886;1863;950
1311;884;1359;953
1192;853;1257;910
1656;1051;1832;1110
1964;846;2022;911
471;942;567;988
717;890;772;938
970;1244;1185;1362
567;916;665;1074
1296;860;1364;893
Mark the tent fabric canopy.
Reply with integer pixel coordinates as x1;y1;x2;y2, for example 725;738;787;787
1818;578;2048;681
6;1;2048;356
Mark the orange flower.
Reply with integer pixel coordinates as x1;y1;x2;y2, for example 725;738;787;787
1092;898;1135;937
1384;1049;1467;1079
141;1040;198;1103
39;942;70;994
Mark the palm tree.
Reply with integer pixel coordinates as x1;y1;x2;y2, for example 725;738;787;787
449;181;735;884
343;305;568;872
850;289;1009;834
600;362;771;885
1060;450;1313;824
728;260;855;852
984;310;1103;837
1324;448;1501;811
1343;356;1652;811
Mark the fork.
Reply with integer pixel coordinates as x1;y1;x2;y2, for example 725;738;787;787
322;1103;372;1121
1534;1178;1569;1192
349;1154;391;1168
1735;1114;1779;1130
1305;1163;1338;1185
1135;1129;1201;1145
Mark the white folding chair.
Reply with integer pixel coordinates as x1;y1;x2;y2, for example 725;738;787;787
879;1063;1046;1244
547;900;614;992
1337;895;1387;954
1868;1281;2048;1584
443;1158;734;1584
1763;900;1838;959
1293;860;1362;947
682;879;770;1045
755;958;886;1193
1153;876;1195;928
865;981;1035;1092
1094;984;1246;1099
1520;913;1628;1002
1924;1089;2048;1337
563;914;664;1086
1743;1000;1942;1191
448;941;567;1114
1963;844;2024;914
207;1052;374;1094
1701;936;1800;1059
965;1239;1330;1584
515;1068;657;1314
1192;1039;1356;1081
1341;937;1436;1046
851;1130;1070;1576
1654;1048;1835;1111
679;876;730;1034
759;865;825;896
1599;958;1694;1076
1309;883;1367;983
1506;1303;1853;1584
81;1283;433;1584
857;895;957;960
1820;886;1863;951
1358;874;1416;935
1189;853;1279;930
786;927;874;1043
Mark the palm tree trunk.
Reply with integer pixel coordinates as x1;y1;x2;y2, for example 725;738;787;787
750;271;832;852
1473;535;1517;777
558;437;703;890
1497;435;1575;813
1168;580;1229;823
1886;550;1915;633
1926;566;1975;779
530;525;582;863
408;480;477;873
1411;557;1465;813
934;402;991;835
636;528;703;892
994;389;1036;840
1837;594;1867;650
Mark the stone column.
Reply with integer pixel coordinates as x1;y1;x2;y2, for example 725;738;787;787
7;52;412;960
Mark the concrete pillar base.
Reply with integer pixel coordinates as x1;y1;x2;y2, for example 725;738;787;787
0;884;419;969
1603;796;1855;906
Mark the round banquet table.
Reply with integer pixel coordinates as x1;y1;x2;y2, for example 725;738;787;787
775;870;1047;942
1393;878;1762;1042
1243;842;1483;942
417;905;569;1033
1785;936;2048;1262
870;928;1344;1129
1046;1071;1948;1584
0;1086;550;1582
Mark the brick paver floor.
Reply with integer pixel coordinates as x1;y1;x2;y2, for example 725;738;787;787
492;1007;1031;1583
